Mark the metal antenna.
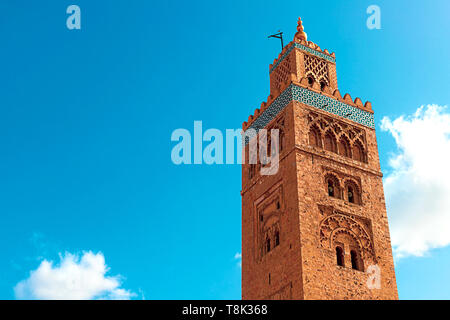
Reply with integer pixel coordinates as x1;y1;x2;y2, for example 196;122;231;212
268;31;284;50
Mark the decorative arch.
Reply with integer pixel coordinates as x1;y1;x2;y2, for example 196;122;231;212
350;248;363;271
319;214;375;266
306;72;316;87
352;139;366;163
324;173;341;199
261;213;280;257
335;246;345;267
332;122;343;135
343;179;362;205
323;130;337;153
318;76;329;92
338;134;351;158
308;124;322;148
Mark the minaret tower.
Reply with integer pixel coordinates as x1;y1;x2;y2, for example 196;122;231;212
241;18;398;300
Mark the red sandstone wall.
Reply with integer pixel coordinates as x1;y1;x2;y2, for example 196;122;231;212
293;102;398;299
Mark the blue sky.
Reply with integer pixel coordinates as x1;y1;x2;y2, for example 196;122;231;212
1;0;450;299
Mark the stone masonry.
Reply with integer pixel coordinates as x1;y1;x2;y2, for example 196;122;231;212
241;18;398;300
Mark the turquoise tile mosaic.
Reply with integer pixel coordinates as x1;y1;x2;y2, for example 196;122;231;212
244;84;374;143
269;43;336;75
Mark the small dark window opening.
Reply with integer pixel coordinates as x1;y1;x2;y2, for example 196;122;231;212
269;273;271;284
266;238;271;253
260;214;264;221
279;130;284;151
308;76;314;86
348;186;354;203
336;246;344;267
248;164;255;179
351;250;359;270
275;231;280;247
320;81;326;91
328;180;335;197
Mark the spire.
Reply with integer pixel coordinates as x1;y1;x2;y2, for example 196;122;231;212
294;17;307;41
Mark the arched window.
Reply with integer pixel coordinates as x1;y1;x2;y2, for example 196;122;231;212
320;81;327;91
348;186;355;203
352;141;365;162
324;132;337;153
336;246;344;267
326;175;341;199
351;250;360;270
339;137;351;158
345;181;361;205
328;180;335;197
307;75;315;87
308;127;321;147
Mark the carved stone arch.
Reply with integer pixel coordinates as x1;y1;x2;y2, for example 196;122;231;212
331;228;365;271
347;129;356;140
318;75;329;85
261;212;281;256
337;133;351;158
323;129;337;153
352;138;367;163
305;71;317;87
324;172;341;187
319;214;375;264
324;172;341;199
342;177;361;189
345;179;361;205
351;137;366;150
314;114;330;131
352;128;365;142
308;123;322;148
318;76;329;92
331;229;363;251
307;114;321;129
331;122;343;135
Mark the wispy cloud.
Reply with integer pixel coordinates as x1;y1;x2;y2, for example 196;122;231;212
14;251;134;300
381;104;450;258
234;252;242;268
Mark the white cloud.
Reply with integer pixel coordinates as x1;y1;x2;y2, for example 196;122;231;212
14;251;134;300
234;252;242;268
381;104;450;258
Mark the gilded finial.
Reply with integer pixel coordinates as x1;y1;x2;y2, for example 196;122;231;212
294;17;307;41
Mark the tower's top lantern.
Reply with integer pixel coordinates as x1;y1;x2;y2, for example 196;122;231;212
294;17;307;41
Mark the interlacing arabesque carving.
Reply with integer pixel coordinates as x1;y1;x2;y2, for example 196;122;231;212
272;55;292;93
304;54;329;85
307;111;367;161
319;214;375;261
